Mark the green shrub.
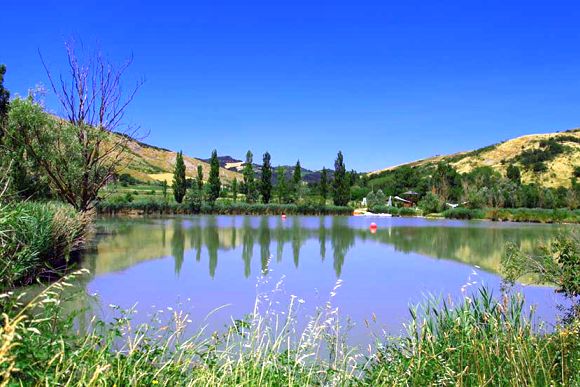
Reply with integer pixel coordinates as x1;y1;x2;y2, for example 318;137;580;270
399;207;422;216
418;192;443;214
443;208;485;220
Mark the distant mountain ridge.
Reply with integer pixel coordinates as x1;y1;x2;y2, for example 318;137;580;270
370;129;580;188
201;156;334;184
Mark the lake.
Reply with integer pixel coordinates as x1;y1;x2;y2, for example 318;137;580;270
69;215;573;345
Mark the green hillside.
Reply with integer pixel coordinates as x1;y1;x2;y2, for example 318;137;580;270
370;129;580;188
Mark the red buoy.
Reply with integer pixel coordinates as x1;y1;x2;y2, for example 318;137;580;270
369;222;378;232
281;213;287;220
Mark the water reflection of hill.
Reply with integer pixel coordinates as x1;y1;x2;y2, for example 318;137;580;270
83;217;569;279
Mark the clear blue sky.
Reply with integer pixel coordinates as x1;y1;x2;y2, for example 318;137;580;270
3;1;580;171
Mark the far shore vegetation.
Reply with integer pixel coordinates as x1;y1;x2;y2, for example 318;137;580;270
0;44;579;385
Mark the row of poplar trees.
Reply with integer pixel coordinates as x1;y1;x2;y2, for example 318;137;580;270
172;149;351;206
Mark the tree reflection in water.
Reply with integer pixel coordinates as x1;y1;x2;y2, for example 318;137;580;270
88;216;569;279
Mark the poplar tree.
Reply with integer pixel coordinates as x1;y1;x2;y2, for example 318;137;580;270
243;150;258;203
292;160;302;188
276;166;289;203
173;151;187;203
232;178;238;202
260;151;273;203
320;167;329;203
196;165;204;190
161;180;168;199
208;149;221;204
332;151;350;206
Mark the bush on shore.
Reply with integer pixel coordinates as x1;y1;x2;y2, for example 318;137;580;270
442;208;485;220
0;201;88;290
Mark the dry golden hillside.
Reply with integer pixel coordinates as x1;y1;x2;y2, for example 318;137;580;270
370;129;580;188
112;134;241;185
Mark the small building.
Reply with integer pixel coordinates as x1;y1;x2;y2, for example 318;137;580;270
396;191;419;207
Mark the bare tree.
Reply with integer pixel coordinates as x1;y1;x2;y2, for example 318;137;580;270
28;41;144;211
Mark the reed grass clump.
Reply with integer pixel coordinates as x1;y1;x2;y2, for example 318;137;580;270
365;287;579;386
0;201;88;290
1;272;363;386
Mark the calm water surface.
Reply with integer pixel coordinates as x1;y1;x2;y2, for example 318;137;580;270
70;216;574;344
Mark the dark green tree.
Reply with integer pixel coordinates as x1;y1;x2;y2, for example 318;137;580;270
276;166;289;203
243;150;258;203
431;162;462;202
173;151;187;203
291;160;302;202
506;164;521;185
260;151;273;203
332;151;350;206
347;169;358;187
0;64;9;139
232;178;238;202
320;167;329;203
207;149;221;204
293;160;302;187
161;180;168;199
196;165;204;190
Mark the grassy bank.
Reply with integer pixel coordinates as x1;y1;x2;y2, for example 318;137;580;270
367;205;580;223
443;207;580;223
0;201;88;290
97;200;353;216
1;273;578;386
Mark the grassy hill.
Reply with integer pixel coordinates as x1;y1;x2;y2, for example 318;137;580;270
113;134;241;185
370;129;580;188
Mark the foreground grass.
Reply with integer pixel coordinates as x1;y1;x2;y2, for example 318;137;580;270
1;272;578;386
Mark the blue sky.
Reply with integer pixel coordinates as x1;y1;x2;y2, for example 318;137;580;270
3;1;580;171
